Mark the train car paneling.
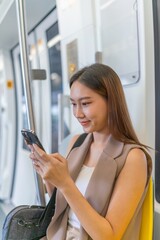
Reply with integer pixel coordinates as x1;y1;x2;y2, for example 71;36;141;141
0;50;16;200
94;0;155;148
56;0;155;151
56;0;98;138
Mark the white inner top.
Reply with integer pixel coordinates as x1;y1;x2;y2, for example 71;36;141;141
68;165;95;229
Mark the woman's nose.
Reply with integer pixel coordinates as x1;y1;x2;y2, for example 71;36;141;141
74;106;84;118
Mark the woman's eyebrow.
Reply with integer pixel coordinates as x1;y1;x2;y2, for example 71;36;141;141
70;96;91;101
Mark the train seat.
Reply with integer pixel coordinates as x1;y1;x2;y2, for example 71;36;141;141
139;177;154;240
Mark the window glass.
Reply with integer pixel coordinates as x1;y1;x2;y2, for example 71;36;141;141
100;0;140;85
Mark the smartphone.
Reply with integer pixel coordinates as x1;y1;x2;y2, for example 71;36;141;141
21;129;45;151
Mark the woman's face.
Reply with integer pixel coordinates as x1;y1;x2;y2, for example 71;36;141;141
70;81;109;133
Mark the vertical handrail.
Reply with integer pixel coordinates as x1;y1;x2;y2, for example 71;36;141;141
15;0;46;205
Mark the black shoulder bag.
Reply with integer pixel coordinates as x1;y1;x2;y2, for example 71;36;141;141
2;188;56;240
2;133;87;240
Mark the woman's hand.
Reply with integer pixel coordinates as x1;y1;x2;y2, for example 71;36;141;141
29;144;72;191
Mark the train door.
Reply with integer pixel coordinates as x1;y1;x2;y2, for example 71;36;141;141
35;9;71;154
34;10;59;154
11;35;38;205
11;8;64;205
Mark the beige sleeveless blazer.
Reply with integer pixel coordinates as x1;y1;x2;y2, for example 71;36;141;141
46;134;152;240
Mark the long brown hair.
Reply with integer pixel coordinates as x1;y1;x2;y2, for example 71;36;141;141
69;63;145;147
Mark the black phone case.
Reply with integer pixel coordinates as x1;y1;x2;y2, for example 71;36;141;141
21;129;45;151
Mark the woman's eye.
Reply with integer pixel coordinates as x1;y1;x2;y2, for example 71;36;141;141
82;102;90;106
71;102;76;106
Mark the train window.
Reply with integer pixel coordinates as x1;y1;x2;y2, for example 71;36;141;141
46;22;70;153
99;0;140;86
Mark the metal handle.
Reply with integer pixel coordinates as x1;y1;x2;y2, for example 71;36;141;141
15;0;45;206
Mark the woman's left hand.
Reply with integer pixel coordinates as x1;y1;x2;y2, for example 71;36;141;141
30;144;71;190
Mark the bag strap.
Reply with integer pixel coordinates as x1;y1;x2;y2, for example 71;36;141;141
70;133;88;149
38;188;57;224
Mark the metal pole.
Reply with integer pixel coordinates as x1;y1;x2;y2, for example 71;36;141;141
15;0;46;206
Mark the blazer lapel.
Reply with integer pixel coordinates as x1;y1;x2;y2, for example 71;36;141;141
53;134;93;218
84;135;124;214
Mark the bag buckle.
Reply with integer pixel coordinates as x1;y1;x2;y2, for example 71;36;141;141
18;219;39;228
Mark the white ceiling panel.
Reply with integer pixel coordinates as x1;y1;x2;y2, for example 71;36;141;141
0;0;56;49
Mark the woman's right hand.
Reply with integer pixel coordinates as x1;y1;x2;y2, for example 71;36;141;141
24;141;40;169
29;145;42;172
29;144;55;196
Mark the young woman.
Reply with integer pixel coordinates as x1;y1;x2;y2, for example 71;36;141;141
29;63;152;240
